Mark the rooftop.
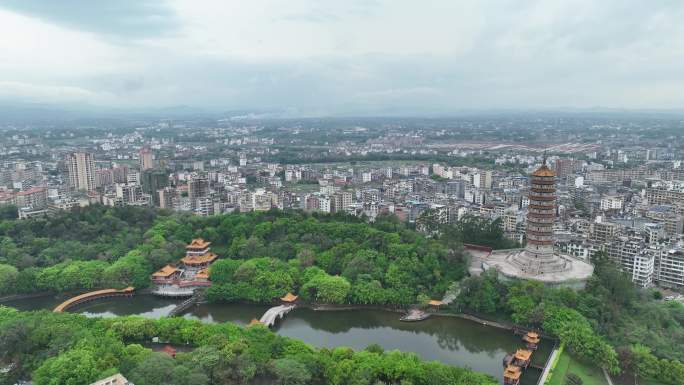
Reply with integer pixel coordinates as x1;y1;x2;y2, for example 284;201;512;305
152;264;180;278
531;163;556;177
514;349;532;361
281;293;298;302
186;238;211;249
504;365;522;380
181;252;218;266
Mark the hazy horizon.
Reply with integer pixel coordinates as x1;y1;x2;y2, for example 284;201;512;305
1;1;683;116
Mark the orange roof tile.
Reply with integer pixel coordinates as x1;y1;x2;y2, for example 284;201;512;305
280;293;298;302
186;238;211;249
152;265;180;277
504;365;522;380
523;331;540;343
532;164;555;177
514;349;532;361
428;300;443;306
181;252;218;266
162;345;177;354
248;319;264;326
196;268;210;280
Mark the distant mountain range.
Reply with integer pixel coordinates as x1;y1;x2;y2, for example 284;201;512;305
1;101;684;122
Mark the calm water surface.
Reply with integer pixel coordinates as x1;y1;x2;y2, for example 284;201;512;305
3;295;551;383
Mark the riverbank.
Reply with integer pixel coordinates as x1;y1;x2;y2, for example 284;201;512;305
0;292;53;303
295;302;556;339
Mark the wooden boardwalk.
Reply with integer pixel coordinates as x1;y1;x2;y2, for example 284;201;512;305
259;304;296;327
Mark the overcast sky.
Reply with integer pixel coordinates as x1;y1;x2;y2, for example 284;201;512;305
1;0;683;115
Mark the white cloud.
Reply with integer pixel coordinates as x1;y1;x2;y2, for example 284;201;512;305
1;0;684;113
0;81;99;103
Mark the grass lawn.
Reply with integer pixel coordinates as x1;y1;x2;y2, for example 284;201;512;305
547;351;608;385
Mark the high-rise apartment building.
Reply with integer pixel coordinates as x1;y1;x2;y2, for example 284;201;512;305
95;169;114;188
158;187;177;210
188;175;209;210
554;158;575;179
112;166;129;184
139;148;154;171
656;247;684;290
66;152;96;191
331;191;353;212
605;237;656;287
141;169;169;206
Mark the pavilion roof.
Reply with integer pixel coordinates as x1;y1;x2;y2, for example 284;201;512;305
162;345;177;354
514;349;532;361
186;238;211;249
281;293;298;302
248;319;264;326
428;300;443;306
523;331;540;343
181;252;218;266
152;265;179;278
504;365;522;380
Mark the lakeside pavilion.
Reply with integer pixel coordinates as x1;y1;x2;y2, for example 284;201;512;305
150;238;217;296
280;292;299;304
503;365;522;385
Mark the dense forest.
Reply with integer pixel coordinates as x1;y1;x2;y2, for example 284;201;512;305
0;306;496;385
0;205;164;294
0;206;503;306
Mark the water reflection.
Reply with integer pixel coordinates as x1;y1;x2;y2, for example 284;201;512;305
184;303;271;325
268;308;550;380
75;296;178;318
2;294;68;311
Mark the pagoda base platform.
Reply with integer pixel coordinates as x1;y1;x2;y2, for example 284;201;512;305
469;248;594;289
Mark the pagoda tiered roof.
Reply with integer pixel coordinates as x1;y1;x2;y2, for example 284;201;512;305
186;238;211;249
181;252;218;266
531;165;556;177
